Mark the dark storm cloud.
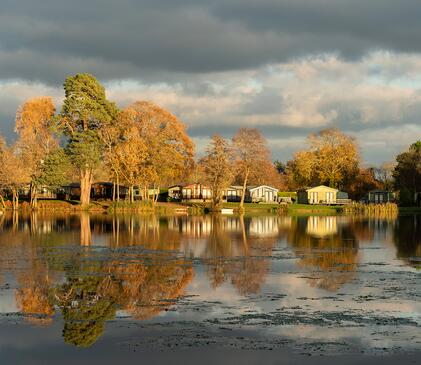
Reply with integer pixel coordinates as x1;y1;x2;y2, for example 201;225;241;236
1;0;421;164
2;0;421;83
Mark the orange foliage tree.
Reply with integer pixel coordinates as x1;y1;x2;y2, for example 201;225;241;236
287;128;360;189
15;97;58;207
232;128;272;208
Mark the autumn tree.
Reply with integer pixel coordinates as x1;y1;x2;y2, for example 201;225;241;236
232;128;271;208
347;168;382;201
288;128;360;189
114;122;148;203
0;138;31;210
60;74;118;207
98;110;132;201
252;160;286;189
126;101;194;201
393;141;421;206
15;97;58;208
373;162;395;191
199;135;234;209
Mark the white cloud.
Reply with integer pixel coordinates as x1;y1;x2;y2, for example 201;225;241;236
1;52;420;163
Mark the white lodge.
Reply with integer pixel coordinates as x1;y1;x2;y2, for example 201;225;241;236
248;185;279;203
297;185;350;205
223;185;279;203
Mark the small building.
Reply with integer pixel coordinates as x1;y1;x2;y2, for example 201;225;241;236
297;185;350;205
91;182;114;200
249;185;279;203
223;185;245;202
59;182;127;201
365;190;394;204
222;185;279;203
58;183;81;200
19;185;57;200
132;187;160;201
168;185;183;201
181;183;212;202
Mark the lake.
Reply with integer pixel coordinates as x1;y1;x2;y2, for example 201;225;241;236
0;212;419;364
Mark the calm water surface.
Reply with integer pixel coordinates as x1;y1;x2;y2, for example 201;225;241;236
0;212;419;363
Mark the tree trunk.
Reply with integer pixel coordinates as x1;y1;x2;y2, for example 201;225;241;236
112;181;116;202
212;187;221;210
12;189;19;210
0;194;6;210
116;174;120;202
30;183;38;209
239;168;250;209
80;168;92;208
129;185;134;203
152;185;159;207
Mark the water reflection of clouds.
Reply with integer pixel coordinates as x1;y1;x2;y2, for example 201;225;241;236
0;212;419;349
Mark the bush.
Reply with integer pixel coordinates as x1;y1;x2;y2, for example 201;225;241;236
107;200;154;212
398;188;415;206
278;191;297;198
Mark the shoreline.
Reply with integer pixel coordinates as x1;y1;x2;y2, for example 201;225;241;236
0;199;420;215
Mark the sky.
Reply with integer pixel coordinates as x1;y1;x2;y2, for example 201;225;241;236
1;0;421;164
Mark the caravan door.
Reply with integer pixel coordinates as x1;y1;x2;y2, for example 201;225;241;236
309;192;318;204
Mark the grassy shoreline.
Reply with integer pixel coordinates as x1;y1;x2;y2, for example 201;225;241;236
1;199;420;214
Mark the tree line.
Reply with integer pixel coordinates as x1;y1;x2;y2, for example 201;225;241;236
0;73;280;210
0;73;419;210
278;128;420;205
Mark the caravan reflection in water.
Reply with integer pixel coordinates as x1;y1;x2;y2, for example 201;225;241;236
0;212;419;355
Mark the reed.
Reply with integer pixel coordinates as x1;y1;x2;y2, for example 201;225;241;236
343;202;399;218
107;200;154;212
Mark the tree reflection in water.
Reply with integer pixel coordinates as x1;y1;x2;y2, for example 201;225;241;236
393;214;421;268
0;211;418;347
16;263;55;326
287;216;359;292
53;272;117;347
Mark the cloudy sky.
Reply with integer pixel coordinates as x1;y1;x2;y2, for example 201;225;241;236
1;0;421;164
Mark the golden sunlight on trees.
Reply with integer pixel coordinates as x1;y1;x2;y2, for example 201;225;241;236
15;97;56;143
288;128;360;189
0;138;30;210
199;135;234;209
113;110;149;202
127;101;195;198
232;128;272;209
347;168;383;201
0;72;415;209
60;74;118;207
15;97;59;208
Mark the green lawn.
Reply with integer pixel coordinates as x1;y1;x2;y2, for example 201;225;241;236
221;202;279;210
287;203;341;215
